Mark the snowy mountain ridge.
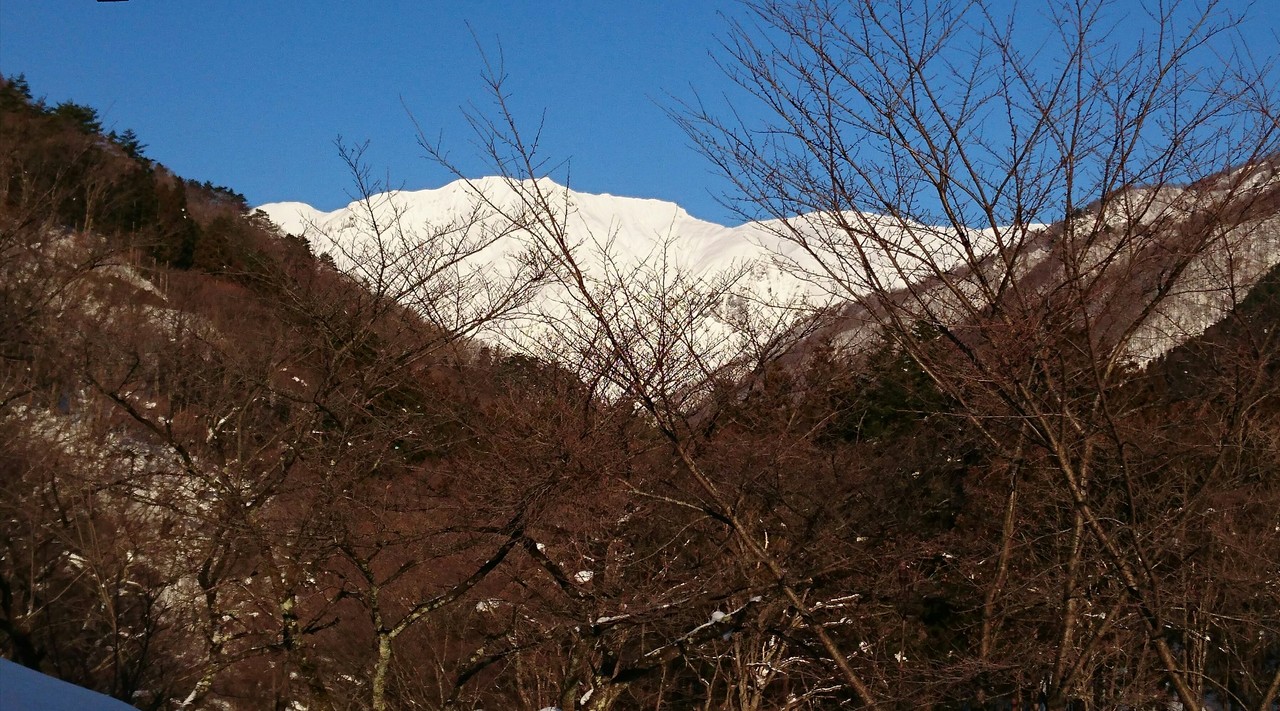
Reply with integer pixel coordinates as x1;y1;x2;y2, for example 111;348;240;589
256;177;989;340
257;178;849;360
257;169;1280;365
259;177;794;284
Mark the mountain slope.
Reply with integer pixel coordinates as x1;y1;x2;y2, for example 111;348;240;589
258;178;817;314
10;74;1280;711
256;178;1033;371
259;167;1280;368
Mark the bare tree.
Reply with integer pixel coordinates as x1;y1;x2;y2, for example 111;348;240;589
676;0;1280;708
417;48;897;708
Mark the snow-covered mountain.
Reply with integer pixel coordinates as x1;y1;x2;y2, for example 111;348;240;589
258;178;976;300
258;167;1280;365
258;178;843;362
259;177;805;293
256;178;1001;357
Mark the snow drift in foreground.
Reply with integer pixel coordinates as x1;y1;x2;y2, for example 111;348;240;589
0;659;137;711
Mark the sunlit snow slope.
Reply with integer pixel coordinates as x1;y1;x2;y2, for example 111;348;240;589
258;169;1280;364
257;177;975;317
258;178;841;357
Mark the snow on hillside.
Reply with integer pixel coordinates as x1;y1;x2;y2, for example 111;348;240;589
254;179;1072;382
258;174;1280;368
260;177;781;281
256;178;996;350
258;178;842;364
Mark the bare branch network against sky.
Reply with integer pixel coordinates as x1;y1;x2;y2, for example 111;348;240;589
0;1;1275;225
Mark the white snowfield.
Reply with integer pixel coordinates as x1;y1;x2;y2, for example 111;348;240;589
259;176;822;299
259;178;839;368
258;177;1000;299
258;170;1280;366
257;178;1002;362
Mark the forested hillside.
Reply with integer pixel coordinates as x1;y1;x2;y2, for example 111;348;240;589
3;0;1280;705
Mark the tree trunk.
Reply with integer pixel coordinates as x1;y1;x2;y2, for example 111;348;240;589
371;632;394;711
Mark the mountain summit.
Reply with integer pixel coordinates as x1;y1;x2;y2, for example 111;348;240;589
259;177;781;279
259;168;1280;365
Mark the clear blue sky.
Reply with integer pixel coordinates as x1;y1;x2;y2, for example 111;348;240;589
1;2;1275;226
0;2;750;223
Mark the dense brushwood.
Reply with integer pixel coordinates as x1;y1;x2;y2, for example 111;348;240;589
4;65;1280;711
